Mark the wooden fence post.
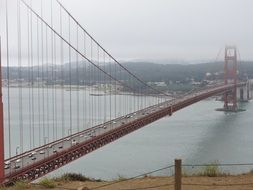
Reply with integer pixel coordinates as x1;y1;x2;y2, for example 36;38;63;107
174;159;182;190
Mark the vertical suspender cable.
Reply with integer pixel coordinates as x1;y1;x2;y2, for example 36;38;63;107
109;58;112;126
17;0;24;153
88;41;91;128
114;60;116;119
53;31;58;139
51;0;55;140
27;5;32;150
124;68;126;115
126;68;128;115
83;31;86;129
76;25;79;132
30;0;35;148
46;26;50;142
0;36;5;180
103;52;106;123
60;6;65;138
5;0;11;158
117;65;120;117
54;32;58;139
132;73;134;111
53;1;58;139
97;46;100;124
90;39;93;127
68;15;72;135
36;16;41;146
41;0;46;145
124;69;127;114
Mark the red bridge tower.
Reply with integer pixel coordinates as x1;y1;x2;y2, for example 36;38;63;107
223;46;238;111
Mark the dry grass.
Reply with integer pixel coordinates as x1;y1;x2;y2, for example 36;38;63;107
3;171;253;190
13;181;30;190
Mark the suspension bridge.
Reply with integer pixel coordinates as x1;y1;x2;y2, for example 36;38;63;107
0;0;249;185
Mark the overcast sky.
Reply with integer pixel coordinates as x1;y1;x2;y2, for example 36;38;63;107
56;0;253;62
0;0;252;63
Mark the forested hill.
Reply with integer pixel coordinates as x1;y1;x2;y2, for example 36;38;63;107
122;61;253;83
2;61;253;85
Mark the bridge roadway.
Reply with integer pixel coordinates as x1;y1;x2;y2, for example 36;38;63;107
2;83;244;184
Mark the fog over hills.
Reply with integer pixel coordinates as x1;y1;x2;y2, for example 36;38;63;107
2;61;253;83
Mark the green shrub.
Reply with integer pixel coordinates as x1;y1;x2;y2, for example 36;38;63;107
38;178;56;189
183;161;229;177
202;164;220;177
54;173;101;182
199;161;228;177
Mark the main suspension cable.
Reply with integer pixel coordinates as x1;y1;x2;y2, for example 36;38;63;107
56;0;169;97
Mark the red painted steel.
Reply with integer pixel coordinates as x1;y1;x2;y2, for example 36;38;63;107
2;83;245;185
0;38;5;183
224;46;237;111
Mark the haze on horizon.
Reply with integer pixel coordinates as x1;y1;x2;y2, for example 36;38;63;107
59;0;253;62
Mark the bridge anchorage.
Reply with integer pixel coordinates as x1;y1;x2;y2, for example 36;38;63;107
216;46;248;112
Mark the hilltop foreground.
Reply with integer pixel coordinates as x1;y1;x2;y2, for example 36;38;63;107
5;173;253;190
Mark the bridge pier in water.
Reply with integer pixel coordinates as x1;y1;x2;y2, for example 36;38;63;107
237;80;253;102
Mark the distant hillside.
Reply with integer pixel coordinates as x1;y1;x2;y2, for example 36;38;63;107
122;61;253;83
2;61;252;86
